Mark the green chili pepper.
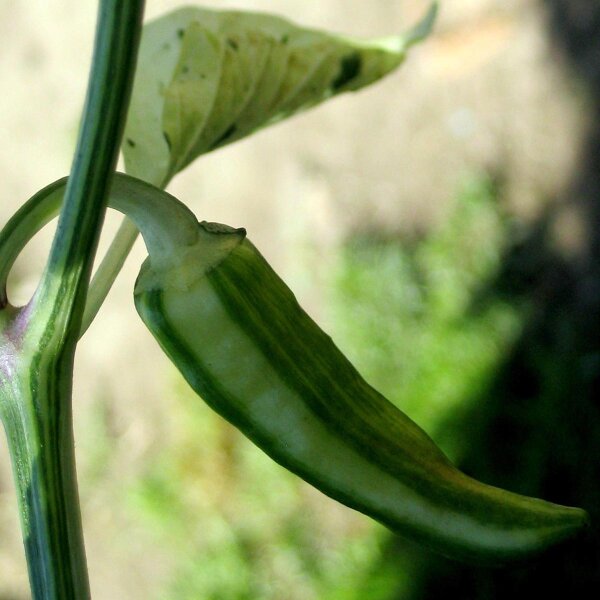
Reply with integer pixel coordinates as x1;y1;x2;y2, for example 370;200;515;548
133;222;589;565
1;175;588;566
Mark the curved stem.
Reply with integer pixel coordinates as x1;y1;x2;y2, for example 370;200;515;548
79;172;173;334
0;179;66;307
0;173;198;328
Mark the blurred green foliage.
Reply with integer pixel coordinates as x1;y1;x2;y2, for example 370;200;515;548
127;175;526;599
327;176;523;461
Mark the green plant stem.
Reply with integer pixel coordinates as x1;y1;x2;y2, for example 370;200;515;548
34;1;144;340
0;2;145;598
0;179;63;307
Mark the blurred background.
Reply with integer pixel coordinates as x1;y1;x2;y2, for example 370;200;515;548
1;0;599;597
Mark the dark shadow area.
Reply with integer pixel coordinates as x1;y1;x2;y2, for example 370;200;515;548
366;1;600;597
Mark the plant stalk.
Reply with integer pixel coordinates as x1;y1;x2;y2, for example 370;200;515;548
0;1;144;598
34;0;144;341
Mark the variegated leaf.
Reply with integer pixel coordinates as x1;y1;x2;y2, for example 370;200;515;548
123;4;437;185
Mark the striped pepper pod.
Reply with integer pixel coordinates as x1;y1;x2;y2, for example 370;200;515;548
134;221;589;565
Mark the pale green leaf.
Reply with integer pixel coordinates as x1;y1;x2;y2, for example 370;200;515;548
123;3;437;186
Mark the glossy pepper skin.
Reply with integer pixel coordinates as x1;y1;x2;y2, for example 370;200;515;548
134;221;588;566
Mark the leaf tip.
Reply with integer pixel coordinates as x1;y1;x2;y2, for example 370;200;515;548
404;2;439;48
